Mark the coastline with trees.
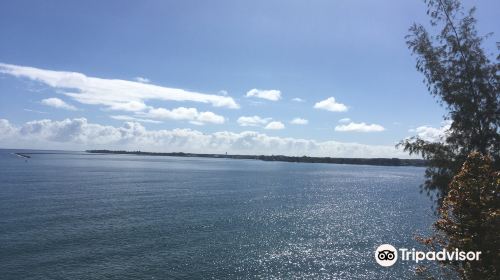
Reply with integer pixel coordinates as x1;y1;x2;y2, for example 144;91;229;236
86;149;427;167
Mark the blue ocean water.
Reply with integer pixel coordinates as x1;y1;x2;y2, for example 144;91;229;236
0;149;436;279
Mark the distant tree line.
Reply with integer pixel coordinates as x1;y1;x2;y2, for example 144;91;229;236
86;150;427;167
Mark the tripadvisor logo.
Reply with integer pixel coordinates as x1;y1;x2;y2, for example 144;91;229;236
375;244;481;267
375;244;398;267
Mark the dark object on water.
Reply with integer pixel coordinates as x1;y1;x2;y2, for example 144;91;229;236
14;153;31;159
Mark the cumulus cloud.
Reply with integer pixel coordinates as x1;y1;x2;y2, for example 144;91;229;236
265;121;285;130
338;118;351;123
237;115;271;127
291;97;304;102
41;97;77;111
290;118;308;125
409;121;451;142
245;89;281;101
139;107;225;124
335;122;385;132
0;62;239;110
314;97;348;112
0;118;415;158
196;111;225;124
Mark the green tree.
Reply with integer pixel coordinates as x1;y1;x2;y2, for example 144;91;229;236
399;0;499;205
400;1;499;278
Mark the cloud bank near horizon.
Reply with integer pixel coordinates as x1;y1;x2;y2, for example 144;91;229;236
408;120;451;142
0;118;415;158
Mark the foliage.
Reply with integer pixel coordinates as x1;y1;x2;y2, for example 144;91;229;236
417;152;499;279
398;0;500;205
400;0;500;279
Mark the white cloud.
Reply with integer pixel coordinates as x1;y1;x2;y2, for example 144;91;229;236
0;118;415;158
41;97;77;111
290;118;308;125
265;121;285;130
314;97;348;112
291;97;304;102
338;118;351;123
409;121;451;142
0;119;17;139
196;111;225;124
144;107;198;120
134;76;150;83
335;122;385;132
237;115;271;127
237;116;285;129
139;107;225;124
0;63;239;111
245;89;281;101
107;101;148;112
110;115;161;124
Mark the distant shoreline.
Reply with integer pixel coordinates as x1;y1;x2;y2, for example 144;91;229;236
86;150;427;167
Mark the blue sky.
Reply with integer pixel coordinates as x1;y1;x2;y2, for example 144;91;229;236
0;0;498;157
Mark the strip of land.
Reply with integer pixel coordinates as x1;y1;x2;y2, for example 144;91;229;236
86;150;427;167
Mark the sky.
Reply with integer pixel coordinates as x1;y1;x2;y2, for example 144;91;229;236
0;0;498;157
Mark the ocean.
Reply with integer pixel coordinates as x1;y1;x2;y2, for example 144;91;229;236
0;149;436;279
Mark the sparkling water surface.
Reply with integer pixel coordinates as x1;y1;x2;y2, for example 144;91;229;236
0;149;435;279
